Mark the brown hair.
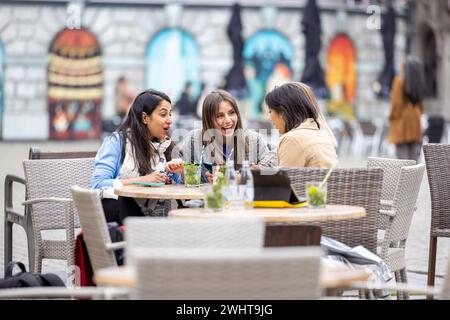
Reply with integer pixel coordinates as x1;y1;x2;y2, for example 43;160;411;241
265;82;320;133
201;89;248;166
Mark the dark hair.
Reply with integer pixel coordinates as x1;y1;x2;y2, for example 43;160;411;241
201;89;248;165
404;55;426;105
264;82;320;133
116;89;174;176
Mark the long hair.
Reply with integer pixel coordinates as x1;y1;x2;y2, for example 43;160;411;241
404;55;426;105
116;89;173;176
201;90;248;165
265;82;320;133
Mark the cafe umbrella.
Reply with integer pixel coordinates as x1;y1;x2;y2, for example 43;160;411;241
300;0;329;98
224;3;248;99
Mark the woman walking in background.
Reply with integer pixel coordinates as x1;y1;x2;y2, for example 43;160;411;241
388;56;426;162
265;82;337;168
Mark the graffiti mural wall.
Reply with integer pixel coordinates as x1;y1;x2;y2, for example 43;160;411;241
146;28;201;103
48;28;103;140
325;34;357;119
243;30;293;120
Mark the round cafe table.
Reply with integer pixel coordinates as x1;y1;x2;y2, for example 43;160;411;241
168;205;366;224
114;184;207;200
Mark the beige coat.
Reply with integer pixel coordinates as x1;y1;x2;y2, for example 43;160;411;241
277;119;337;168
388;76;423;144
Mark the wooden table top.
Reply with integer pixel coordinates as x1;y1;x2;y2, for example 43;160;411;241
168;205;366;223
114;184;207;200
94;265;371;290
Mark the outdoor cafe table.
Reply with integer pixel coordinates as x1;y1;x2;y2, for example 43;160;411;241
114;184;207;200
168;205;366;224
94;264;371;291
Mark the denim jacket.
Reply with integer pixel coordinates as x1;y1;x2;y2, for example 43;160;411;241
91;133;181;190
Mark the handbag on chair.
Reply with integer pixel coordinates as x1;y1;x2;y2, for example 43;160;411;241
0;261;65;288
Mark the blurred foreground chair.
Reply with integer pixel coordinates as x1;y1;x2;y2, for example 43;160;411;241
132;247;322;300
71;186;125;278
423;144;450;294
0;287;128;300
376;163;425;299
20;158;95;273
4;147;96;272
124;217;265;265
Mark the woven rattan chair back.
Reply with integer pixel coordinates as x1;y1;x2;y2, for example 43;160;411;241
124;217;265;265
377;164;425;299
283;167;382;254
383;163;425;247
133;247;322;300
71;186;118;273
22;158;95;272
367;157;416;230
423;144;450;290
367;157;416;204
4;148;96;273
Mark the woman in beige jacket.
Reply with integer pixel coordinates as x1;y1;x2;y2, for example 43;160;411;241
265;82;337;168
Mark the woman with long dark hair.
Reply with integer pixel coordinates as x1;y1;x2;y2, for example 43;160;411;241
92;89;184;224
388;56;426;161
178;89;275;181
264;82;337;168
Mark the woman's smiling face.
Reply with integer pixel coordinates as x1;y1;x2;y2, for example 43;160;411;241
213;100;238;137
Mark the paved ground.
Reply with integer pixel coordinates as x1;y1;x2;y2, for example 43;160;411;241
0;141;448;298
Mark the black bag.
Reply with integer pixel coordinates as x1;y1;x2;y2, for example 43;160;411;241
0;261;65;288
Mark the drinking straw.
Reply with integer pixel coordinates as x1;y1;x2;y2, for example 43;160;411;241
199;144;205;165
319;165;334;189
226;148;234;162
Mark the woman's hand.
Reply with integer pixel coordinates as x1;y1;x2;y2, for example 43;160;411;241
205;171;214;183
165;159;184;174
142;171;167;183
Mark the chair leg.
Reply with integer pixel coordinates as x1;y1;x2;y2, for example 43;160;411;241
26;217;36;273
400;269;409;300
427;236;438;299
394;271;404;300
4;220;13;271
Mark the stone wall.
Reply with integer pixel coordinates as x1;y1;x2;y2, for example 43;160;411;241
0;2;406;140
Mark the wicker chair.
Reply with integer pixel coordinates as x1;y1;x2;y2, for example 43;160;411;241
22;158;95;273
367;157;416;230
283;168;383;254
70;186;125;276
132;247;322;300
423;144;450;293
377;163;425;299
4;148;96;272
124;216;265;265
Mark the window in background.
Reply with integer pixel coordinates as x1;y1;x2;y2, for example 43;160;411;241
146;28;201;104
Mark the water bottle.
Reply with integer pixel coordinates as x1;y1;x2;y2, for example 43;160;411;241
223;161;239;210
240;160;254;209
